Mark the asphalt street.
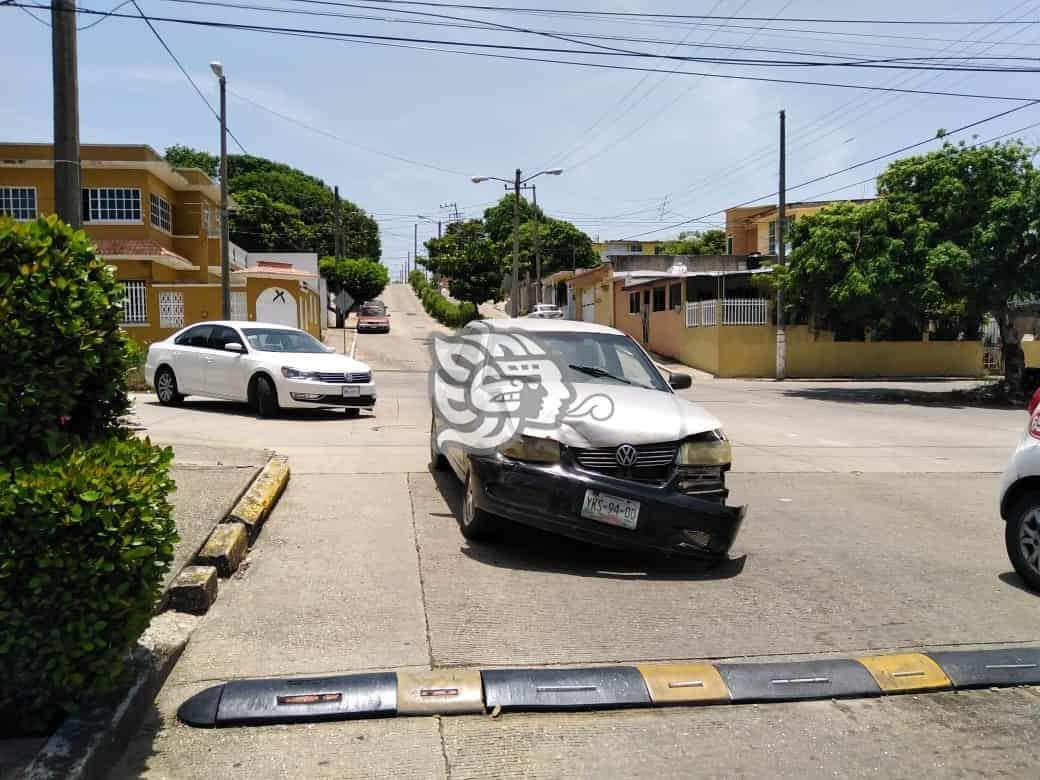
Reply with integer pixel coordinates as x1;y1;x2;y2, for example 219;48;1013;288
111;283;1040;778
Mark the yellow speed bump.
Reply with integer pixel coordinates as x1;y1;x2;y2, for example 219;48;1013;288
857;653;951;693
396;670;484;715
637;664;731;705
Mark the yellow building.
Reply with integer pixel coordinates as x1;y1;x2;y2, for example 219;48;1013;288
725;198;876;256
592;239;666;259
0;143;320;343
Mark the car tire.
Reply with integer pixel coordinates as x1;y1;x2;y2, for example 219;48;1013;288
344;408;360;418
430;417;448;471
155;366;184;406
1005;491;1040;591
255;375;280;419
459;470;500;541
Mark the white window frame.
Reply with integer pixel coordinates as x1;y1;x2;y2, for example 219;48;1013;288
120;280;148;324
149;192;172;233
0;186;37;220
85;187;142;224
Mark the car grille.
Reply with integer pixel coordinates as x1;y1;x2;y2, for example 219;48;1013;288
315;371;372;384
572;442;678;484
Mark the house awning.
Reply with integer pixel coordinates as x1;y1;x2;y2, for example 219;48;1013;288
622;267;774;291
231;261;317;280
93;239;198;271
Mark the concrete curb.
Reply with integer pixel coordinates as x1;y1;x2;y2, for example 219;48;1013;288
177;646;1040;727
24;612;199;780
226;455;290;542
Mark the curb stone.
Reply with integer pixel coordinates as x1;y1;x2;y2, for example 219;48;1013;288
226;455;290;542
23;612;199;780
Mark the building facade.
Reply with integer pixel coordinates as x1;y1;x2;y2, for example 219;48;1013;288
0;143;320;342
724;198;875;257
592;239;666;260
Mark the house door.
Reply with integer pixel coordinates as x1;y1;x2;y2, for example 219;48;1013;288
256;286;298;328
582;287;595;322
641;290;650;344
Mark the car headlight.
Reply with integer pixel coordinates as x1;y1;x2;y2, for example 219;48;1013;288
281;366;321;380
499;435;561;463
678;429;732;466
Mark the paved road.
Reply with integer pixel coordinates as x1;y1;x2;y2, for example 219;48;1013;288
113;283;1040;778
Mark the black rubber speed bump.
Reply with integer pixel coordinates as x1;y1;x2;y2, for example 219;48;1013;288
482;667;651;712
716;659;882;702
178;672;397;727
928;647;1040;689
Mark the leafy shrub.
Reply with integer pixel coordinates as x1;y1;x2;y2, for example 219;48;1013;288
0;436;177;733
418;284;477;327
124;338;149;392
408;269;426;292
0;216;132;461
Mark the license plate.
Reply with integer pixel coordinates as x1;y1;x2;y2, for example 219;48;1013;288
342;386;361;397
581;490;640;530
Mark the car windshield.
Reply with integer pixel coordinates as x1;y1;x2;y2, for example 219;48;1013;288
241;327;327;353
489;330;669;392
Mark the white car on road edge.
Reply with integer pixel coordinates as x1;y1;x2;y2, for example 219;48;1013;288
1000;386;1040;589
145;321;376;417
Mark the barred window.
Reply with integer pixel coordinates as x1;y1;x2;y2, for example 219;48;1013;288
0;187;37;220
158;291;184;328
84;188;141;222
150;192;172;232
121;281;148;323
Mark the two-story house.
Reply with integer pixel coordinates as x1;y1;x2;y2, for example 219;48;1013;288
724;198;876;257
0;143;321;342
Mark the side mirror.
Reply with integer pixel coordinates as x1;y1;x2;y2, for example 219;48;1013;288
668;372;692;390
224;342;245;353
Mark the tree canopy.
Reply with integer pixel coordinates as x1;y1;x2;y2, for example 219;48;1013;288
662;229;727;256
778;139;1040;385
163;147;380;259
319;256;389;326
422;220;504;308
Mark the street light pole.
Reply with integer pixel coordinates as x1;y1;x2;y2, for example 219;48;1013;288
52;0;82;228
211;61;230;321
532;183;541;305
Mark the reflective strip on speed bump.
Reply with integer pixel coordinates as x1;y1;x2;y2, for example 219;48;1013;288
856;653;951;693
396;669;484;715
637;664;731;705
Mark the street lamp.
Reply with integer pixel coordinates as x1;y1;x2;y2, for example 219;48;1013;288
210;61;230;320
471;168;563;315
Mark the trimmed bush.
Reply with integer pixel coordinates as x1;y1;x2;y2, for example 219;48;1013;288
0;436;177;733
408;269;426;291
415;281;478;327
0;216;132;462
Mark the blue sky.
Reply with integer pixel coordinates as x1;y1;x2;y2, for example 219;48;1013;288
4;0;1040;278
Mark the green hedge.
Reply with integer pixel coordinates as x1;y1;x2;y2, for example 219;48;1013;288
410;273;477;327
0;437;177;732
0;216;132;462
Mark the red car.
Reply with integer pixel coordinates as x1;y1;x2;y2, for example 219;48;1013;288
357;303;390;334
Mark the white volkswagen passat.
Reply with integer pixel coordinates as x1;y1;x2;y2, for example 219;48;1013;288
1000;386;1040;589
145;321;376;417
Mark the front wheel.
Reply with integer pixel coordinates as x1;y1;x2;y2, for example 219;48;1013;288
155;366;184;406
255;376;280;419
1005;491;1040;591
459;470;500;541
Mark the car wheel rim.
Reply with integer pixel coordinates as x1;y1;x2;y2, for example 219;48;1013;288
1019;509;1040;573
157;373;173;401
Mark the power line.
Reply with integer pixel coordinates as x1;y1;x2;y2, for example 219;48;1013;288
229;89;468;175
622;99;1040;239
79;0;135;29
126;0;249;153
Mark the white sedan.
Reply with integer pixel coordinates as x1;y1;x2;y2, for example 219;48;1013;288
145;321;376;417
1000;386;1040;589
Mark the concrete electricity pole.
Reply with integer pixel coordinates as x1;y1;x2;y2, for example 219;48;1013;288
532;183;542;304
333;185;342;260
775;109;787;381
51;0;82;228
210;61;230;320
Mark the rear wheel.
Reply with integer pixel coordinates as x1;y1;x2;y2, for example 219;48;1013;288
459;470;500;541
155;366;184;406
255;376;280;419
1006;491;1040;591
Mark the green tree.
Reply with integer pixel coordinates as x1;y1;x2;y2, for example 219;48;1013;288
663;229;727;255
229;190;311;252
319;256;389;327
423;220;505;308
163;144;218;177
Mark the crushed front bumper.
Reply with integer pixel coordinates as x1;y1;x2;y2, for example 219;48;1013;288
468;454;745;558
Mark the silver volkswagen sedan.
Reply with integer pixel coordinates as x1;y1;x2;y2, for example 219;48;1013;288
429;318;745;560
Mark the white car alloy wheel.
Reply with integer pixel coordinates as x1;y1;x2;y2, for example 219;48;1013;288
155;367;182;406
1017;508;1040;573
1006;492;1040;591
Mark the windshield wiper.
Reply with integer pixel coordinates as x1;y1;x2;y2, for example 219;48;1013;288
568;364;636;386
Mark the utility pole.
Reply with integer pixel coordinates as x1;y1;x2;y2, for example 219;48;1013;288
51;0;82;228
775;109;787;381
413;222;418;278
333;185;342;260
532;183;542;304
209;62;230;320
511;168;521;315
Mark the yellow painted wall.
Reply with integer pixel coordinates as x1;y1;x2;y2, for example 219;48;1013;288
717;326;776;377
1024;340;1040;368
679;324;720;375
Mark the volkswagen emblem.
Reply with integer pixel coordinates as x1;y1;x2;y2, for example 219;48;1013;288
615;443;638;467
